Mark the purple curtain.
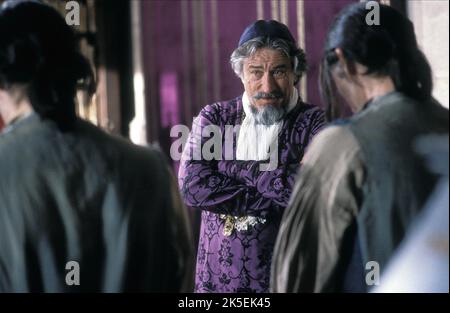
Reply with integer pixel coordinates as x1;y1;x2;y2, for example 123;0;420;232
140;0;355;242
141;0;354;156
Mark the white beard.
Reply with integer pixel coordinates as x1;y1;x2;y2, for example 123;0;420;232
236;87;299;161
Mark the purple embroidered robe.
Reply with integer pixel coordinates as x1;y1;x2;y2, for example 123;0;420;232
178;95;325;292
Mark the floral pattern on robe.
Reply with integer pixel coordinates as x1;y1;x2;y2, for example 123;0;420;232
178;95;325;292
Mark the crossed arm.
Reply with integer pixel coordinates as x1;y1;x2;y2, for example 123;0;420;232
178;104;324;217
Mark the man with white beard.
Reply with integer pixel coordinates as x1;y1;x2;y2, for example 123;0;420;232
179;20;325;293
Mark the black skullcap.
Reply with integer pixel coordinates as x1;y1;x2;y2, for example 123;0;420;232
238;20;296;47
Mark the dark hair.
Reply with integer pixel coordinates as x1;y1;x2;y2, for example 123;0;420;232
320;3;433;121
230;37;307;85
0;0;95;129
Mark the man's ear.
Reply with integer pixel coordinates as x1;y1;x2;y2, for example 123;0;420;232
335;48;357;78
293;73;300;86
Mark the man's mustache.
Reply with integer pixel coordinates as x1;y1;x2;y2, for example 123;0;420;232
253;92;283;100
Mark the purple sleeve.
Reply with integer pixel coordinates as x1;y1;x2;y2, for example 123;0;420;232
309;107;326;138
217;107;326;207
178;104;279;217
216;160;297;207
178;104;326;215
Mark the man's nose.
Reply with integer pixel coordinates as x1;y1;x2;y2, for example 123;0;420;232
260;72;277;93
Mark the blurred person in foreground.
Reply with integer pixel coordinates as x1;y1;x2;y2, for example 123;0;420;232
271;2;449;292
0;0;194;292
372;134;449;293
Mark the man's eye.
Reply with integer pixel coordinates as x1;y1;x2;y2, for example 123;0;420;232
273;69;286;77
250;71;263;78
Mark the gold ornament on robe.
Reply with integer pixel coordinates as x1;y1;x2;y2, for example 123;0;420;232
219;214;267;237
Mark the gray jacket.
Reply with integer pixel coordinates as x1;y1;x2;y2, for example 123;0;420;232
271;92;449;292
0;113;194;292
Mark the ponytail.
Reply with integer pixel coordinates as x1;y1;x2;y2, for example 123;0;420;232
320;3;434;121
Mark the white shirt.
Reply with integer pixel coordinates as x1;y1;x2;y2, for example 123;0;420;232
236;87;299;161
